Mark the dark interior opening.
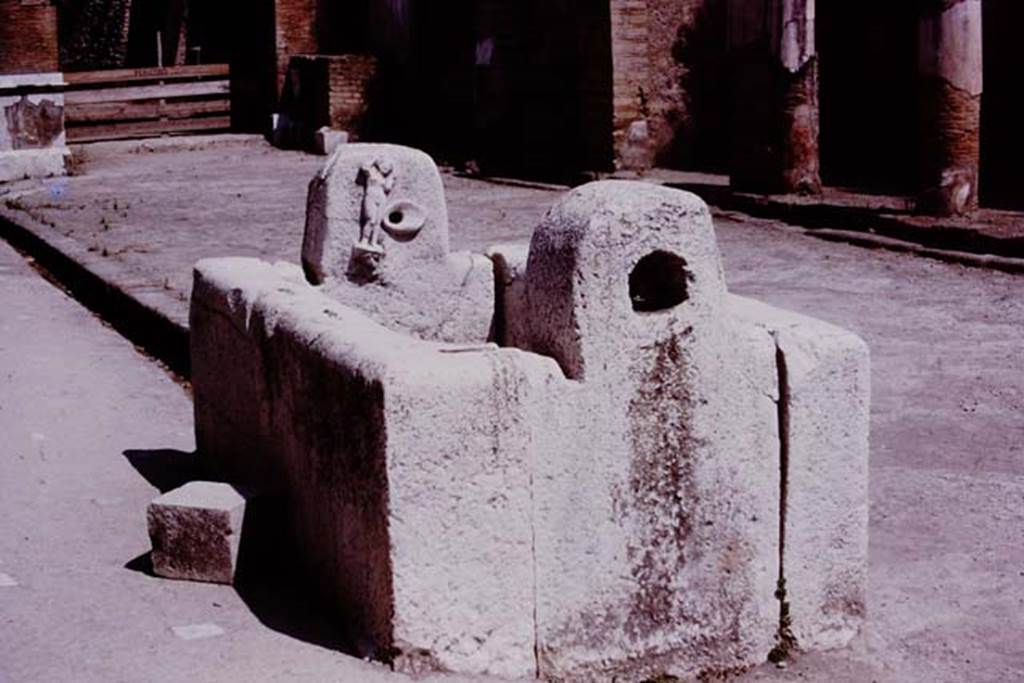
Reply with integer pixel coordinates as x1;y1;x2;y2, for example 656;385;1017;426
629;251;690;313
980;0;1024;209
665;0;729;172
817;2;918;195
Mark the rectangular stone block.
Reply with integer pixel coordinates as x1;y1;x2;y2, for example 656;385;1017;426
147;481;248;585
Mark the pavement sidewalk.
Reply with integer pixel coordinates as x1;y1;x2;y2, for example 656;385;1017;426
619;168;1024;273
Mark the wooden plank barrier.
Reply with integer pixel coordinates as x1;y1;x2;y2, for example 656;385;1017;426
64;64;231;143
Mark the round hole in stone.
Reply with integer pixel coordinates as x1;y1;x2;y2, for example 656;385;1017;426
381;200;426;242
629;251;690;312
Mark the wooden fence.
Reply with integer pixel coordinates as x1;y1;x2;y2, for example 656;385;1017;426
64;64;230;143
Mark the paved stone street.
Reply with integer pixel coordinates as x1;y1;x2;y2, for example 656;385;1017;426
1;138;1022;682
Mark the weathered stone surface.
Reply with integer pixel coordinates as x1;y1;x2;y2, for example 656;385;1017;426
0;148;67;183
147;481;248;584
319;251;495;344
485;242;530;347
731;296;870;651
618;119;654;173
511;182;778;680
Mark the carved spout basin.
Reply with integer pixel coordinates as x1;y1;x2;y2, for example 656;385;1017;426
381;200;426;242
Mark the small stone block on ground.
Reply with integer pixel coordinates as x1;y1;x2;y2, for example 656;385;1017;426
314;127;349;156
147;481;248;584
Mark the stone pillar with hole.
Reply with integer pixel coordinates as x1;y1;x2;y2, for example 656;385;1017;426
916;0;983;216
727;0;821;195
0;0;68;183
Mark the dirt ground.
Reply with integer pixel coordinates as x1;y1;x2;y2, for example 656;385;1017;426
1;136;1022;682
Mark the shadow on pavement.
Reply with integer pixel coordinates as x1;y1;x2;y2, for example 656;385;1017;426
124;448;203;493
122;449;367;658
124;552;156;576
233;496;361;656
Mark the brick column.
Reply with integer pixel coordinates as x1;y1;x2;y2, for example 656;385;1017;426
275;0;319;95
916;0;983;216
0;0;67;182
728;0;821;194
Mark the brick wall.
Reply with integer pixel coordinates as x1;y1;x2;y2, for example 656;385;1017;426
327;55;378;135
0;0;59;75
280;54;378;145
609;0;728;169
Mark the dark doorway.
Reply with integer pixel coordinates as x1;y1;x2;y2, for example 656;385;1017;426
666;0;729;172
980;0;1024;209
516;0;615;178
320;0;371;55
817;2;918;195
408;0;476;159
228;0;275;133
320;0;474;152
379;0;615;180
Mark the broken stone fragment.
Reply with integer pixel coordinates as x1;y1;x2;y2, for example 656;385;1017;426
147;481;248;584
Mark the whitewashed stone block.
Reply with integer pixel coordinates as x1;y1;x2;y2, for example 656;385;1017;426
190;256;556;677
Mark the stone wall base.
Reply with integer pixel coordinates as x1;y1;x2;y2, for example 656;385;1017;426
0;148;68;183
